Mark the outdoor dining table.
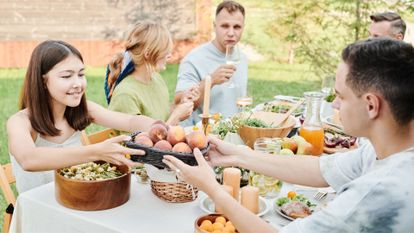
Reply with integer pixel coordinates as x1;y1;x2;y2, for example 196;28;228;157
9;175;294;233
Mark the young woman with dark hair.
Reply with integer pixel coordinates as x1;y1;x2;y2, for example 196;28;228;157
7;40;154;193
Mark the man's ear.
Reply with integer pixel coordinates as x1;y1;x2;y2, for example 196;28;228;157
364;93;381;119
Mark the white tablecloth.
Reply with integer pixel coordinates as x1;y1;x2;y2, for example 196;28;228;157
10;176;292;233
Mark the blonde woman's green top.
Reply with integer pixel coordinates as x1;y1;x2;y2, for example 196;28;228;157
108;73;170;121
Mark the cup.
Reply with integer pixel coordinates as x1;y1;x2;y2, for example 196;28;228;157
250;137;282;198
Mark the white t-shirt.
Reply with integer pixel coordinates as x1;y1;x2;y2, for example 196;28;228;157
281;142;414;233
175;42;248;126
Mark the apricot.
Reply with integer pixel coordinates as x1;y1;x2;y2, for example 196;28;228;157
172;142;192;153
153;140;172;151
296;141;313;155
134;135;153;147
186;131;207;149
215;216;226;225
152;120;169;130
212;222;224;231
148;124;168;143
200;220;213;232
281;137;298;154
166;125;186;145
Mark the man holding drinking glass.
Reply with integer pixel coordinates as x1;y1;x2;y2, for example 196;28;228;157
174;0;248;126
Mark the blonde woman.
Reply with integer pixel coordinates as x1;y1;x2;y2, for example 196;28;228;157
105;21;199;126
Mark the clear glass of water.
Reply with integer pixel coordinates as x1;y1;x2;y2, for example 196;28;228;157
321;75;335;96
250;137;282;198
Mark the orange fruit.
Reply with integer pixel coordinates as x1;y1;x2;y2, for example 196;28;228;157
215;216;226;225
287;191;296;199
200;220;213;232
212;222;224;231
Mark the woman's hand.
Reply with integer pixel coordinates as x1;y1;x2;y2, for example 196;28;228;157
162;148;220;195
168;102;194;125
94;135;144;167
181;85;200;104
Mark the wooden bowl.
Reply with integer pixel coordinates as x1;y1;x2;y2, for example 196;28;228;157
55;161;131;211
194;213;238;233
238;112;296;148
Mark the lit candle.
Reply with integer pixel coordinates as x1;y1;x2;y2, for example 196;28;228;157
202;75;212;117
241;186;259;214
215;184;233;213
223;167;241;201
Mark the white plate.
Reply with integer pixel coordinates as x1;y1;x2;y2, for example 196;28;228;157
253;99;304;117
199;196;269;217
274;205;297;221
273;189;335;221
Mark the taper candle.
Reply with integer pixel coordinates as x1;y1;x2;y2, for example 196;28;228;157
202;75;212;117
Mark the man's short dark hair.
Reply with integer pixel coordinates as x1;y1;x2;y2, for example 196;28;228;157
370;12;406;38
342;39;414;125
216;1;245;17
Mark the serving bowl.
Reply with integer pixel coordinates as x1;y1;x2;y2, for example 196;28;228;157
238;111;296;148
194;213;237;233
55;161;131;211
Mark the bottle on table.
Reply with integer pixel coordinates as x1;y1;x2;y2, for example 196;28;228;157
299;91;325;156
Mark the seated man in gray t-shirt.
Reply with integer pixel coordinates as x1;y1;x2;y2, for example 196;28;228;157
174;1;248;126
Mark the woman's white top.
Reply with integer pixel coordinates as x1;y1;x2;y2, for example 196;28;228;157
10;131;82;193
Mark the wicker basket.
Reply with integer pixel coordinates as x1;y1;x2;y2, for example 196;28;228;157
124;132;210;169
150;180;198;203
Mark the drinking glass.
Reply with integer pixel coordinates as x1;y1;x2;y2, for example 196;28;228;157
321;75;335;96
250;137;282;198
236;96;253;112
225;44;240;89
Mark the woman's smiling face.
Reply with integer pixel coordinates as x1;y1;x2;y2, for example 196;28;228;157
43;54;86;108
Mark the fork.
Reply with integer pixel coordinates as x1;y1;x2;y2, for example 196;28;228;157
314;190;328;201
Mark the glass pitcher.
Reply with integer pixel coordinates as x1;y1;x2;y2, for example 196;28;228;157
249;137;283;198
299;91;325;156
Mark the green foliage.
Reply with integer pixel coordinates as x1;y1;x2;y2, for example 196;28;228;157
267;0;414;78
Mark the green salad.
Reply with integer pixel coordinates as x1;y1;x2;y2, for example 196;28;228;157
276;192;316;208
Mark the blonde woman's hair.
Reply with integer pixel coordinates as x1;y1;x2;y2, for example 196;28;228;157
108;21;173;93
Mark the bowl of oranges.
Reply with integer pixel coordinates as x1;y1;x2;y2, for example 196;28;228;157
194;213;237;233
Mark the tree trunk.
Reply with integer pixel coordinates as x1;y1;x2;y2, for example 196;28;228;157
355;0;361;41
288;44;295;64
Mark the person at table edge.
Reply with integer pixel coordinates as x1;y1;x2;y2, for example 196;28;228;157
7;40;148;193
368;12;406;40
163;38;414;233
174;0;248;126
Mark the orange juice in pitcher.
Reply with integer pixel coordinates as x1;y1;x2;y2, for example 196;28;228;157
300;92;325;156
299;126;324;155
